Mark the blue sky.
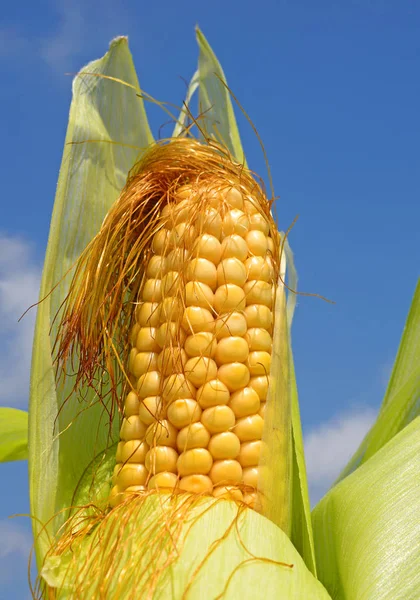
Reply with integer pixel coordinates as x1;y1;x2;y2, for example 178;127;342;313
1;1;419;597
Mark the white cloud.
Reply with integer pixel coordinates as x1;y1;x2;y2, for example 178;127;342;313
304;407;377;505
0;235;41;407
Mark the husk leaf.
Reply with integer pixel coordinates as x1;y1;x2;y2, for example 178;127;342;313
312;415;420;599
0;407;28;462
29;37;154;568
42;495;331;599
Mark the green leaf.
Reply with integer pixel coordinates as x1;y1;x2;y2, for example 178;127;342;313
289;355;317;576
0;408;28;462
29;37;153;567
312;415;420;599
42;497;331;599
195;26;245;164
337;278;420;482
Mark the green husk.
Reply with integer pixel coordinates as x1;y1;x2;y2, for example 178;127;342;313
29;37;154;567
42;495;330;599
0;408;28;462
313;415;420;599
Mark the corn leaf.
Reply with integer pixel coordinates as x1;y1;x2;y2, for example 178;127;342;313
337;278;420;482
312;415;420;599
195;27;245;165
42;496;332;600
29;37;153;567
0;408;28;462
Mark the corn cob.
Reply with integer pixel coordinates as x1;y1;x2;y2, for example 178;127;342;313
101;142;280;510
55;139;281;517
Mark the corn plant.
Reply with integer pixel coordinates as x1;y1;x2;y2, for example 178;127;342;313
1;28;419;600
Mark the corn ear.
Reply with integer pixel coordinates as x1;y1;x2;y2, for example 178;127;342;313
29;32;326;599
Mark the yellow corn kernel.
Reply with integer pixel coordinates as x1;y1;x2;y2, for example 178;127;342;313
177;448;213;476
243;304;273;330
185;356;218;387
145;446;178;474
258;401;266;418
148;472;178;490
179;474;213;494
186;257;217;290
136;302;160;327
166;248;189;272
130;323;140;346
161;271;181;297
248;212;269;235
196;207;223;240
224;187;244;210
156;322;186;349
244;281;273;308
116;440;149;464
137;371;161;398
220;234;248;261
113;463;148;488
151;229;171;255
208;432;240;459
214;336;249;365
138;396;163;425
167;399;202;429
146;255;167;278
120;416;147;441
242;466;260;488
238;440;264;467
209;459;242;485
185;281;214;309
249;375;269;400
196;379;230;408
162;374;196;402
214;284;246;313
135;327;160;352
245;328;272;352
109;486;124;508
182;306;215;334
222;209;249;237
218;363;250;392
142;278;162;302
244;198;259;215
234;414;264;442
159;297;183;323
145;420;178;448
229;387;260;418
131;352;159;378
213;486;244;501
245;256;273;282
217;257;247;287
192;234;222;265
177;422;211;452
214;312;247;339
201;405;236;434
245;230;268;256
246;351;271;376
157;347;187;376
124;391;140;417
184;332;217;358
